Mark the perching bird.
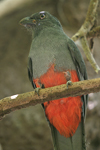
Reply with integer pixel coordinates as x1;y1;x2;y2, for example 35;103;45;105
20;11;88;150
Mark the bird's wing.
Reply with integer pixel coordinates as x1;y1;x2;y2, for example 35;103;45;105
67;38;88;118
28;57;36;89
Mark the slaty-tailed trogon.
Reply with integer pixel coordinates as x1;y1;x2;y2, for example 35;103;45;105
20;11;88;150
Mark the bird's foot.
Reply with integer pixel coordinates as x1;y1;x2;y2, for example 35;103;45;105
66;80;72;89
34;83;45;96
34;87;41;96
64;71;72;89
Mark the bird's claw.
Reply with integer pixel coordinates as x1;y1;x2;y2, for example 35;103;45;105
34;87;41;96
66;81;72;89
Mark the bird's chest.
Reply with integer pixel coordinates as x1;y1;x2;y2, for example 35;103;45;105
29;35;76;79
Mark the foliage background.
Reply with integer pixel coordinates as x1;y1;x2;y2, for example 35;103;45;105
0;0;100;150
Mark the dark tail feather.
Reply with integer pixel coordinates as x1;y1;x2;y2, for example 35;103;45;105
50;116;86;150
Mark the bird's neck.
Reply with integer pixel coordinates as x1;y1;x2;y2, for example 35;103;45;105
32;26;63;39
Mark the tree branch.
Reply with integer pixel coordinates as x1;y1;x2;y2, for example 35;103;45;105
0;78;100;120
87;26;100;39
71;0;100;73
80;36;100;72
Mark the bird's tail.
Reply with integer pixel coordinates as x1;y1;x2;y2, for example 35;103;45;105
50;116;86;150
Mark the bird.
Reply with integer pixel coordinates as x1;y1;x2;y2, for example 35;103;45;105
20;11;88;150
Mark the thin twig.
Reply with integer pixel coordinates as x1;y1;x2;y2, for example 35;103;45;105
80;36;100;73
87;26;100;39
71;0;100;73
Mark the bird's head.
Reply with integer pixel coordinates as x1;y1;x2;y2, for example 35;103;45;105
19;11;62;36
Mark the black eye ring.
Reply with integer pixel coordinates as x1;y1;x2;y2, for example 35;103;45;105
40;14;45;19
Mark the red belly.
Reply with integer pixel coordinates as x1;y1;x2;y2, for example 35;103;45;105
33;64;82;137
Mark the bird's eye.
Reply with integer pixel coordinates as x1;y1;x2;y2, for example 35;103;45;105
40;14;45;19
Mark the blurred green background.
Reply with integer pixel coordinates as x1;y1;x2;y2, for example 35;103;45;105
0;0;100;150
